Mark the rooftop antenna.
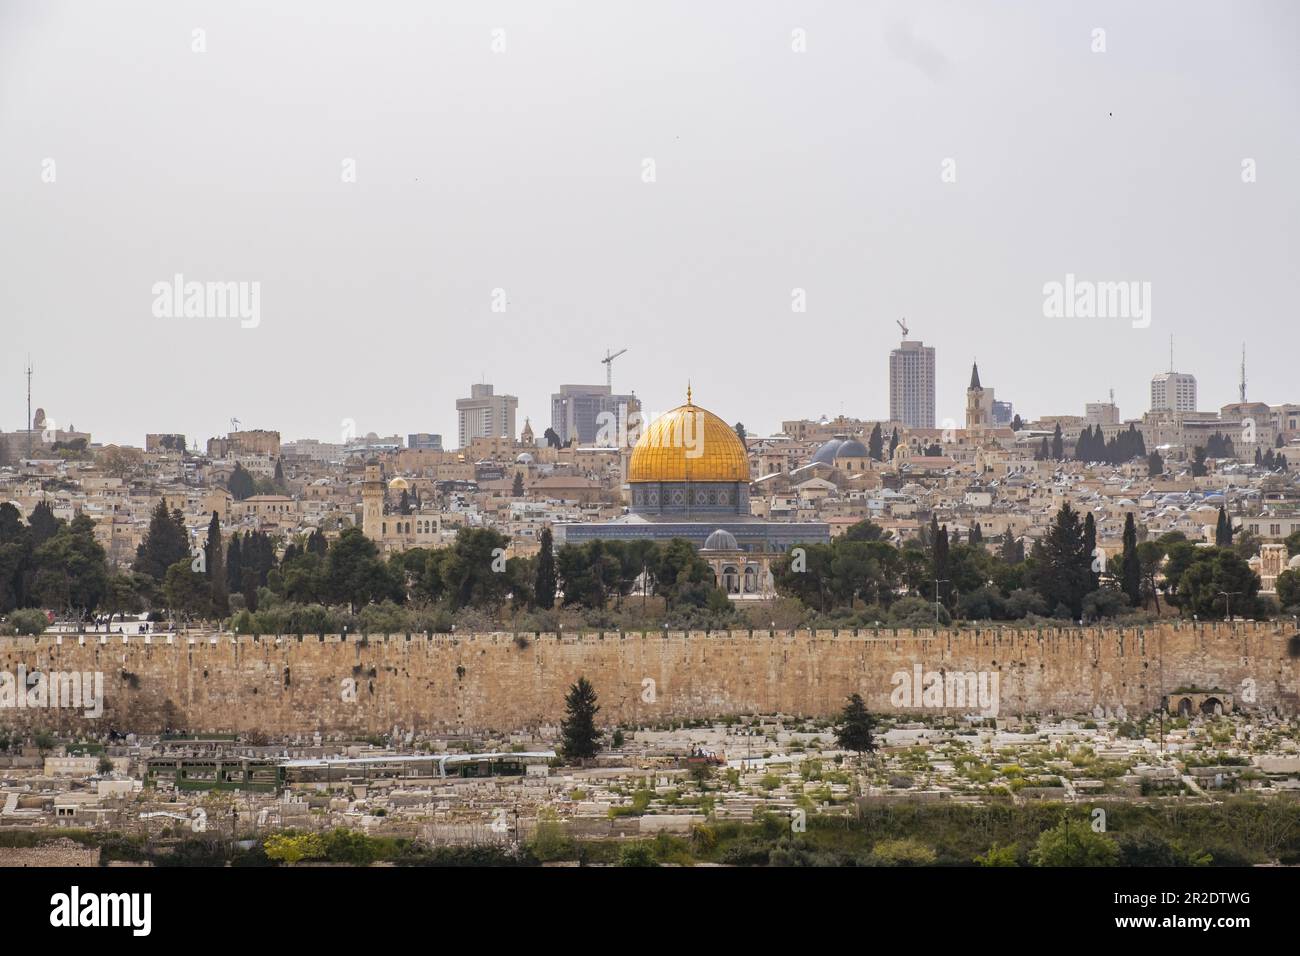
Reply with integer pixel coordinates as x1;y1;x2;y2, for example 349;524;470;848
896;318;910;339
25;356;32;458
601;347;628;391
1239;343;1247;404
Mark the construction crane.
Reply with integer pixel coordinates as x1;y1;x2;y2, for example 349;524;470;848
896;318;909;339
601;347;627;390
230;417;241;433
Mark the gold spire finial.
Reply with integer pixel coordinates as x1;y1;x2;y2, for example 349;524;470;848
686;382;692;405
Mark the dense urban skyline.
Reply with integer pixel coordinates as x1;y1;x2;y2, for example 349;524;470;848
3;1;1298;446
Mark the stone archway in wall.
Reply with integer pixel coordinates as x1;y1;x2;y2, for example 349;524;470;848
1199;697;1223;716
1177;697;1193;717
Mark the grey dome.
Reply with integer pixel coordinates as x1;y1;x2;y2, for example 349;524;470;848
837;439;869;458
702;528;739;551
811;438;845;465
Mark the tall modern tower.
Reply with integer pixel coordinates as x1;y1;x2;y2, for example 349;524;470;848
890;339;936;428
1150;372;1197;412
551;384;636;446
455;383;518;448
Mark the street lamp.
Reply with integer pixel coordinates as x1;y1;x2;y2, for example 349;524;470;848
1218;591;1241;621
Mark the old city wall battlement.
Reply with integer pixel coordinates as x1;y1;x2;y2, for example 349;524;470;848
1;622;1297;735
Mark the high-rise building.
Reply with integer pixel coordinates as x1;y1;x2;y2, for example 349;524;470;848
890;339;935;428
455;383;518;449
550;384;636;446
992;400;1014;427
1150;372;1197;413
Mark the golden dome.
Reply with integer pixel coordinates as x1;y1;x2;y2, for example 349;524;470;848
628;395;750;483
387;476;410;492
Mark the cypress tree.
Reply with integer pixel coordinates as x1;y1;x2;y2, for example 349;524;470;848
535;527;557;610
868;423;884;462
205;511;229;617
1051;423;1064;461
1215;505;1233;546
1083;512;1098;590
226;533;243;594
934;524;951;607
1121;513;1140;608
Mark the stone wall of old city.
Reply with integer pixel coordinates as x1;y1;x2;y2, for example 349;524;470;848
1;622;1297;736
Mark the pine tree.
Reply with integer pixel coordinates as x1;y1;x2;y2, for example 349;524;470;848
535;528;556;610
1191;447;1208;477
1121;513;1140;608
228;463;255;501
28;500;61;546
205;511;229;618
133;501;190;582
834;693;876;755
560;676;602;761
1032;503;1091;619
511;472;525;497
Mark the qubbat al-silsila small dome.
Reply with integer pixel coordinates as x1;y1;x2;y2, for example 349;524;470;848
702;528;739;551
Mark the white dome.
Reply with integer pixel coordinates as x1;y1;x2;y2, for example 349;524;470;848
702;528;739;551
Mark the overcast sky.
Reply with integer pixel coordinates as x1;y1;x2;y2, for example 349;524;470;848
2;0;1297;448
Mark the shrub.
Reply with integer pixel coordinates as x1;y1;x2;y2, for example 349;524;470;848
7;609;49;635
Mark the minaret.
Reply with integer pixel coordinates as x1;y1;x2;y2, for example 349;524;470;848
1239;344;1247;404
361;459;385;541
